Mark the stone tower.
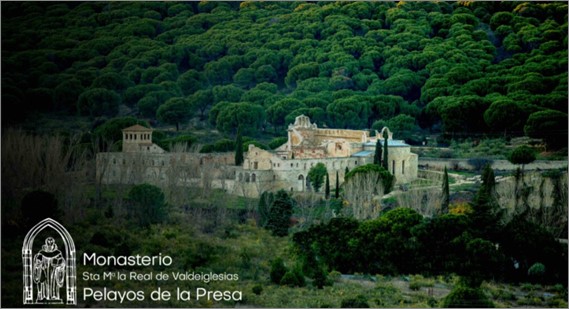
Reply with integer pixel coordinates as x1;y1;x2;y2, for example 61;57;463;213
122;125;164;153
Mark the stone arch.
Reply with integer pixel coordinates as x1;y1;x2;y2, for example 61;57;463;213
380;127;393;140
22;218;76;305
298;175;305;192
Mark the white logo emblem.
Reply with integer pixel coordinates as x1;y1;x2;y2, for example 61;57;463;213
22;218;76;305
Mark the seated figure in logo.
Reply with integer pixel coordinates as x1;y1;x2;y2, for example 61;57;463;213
33;237;66;302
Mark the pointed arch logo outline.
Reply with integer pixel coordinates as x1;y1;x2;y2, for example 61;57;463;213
22;218;77;305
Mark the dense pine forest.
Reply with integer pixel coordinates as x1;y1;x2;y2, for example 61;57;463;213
2;1;568;147
2;1;568;308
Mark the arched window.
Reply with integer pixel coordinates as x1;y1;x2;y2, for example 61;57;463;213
251;173;256;182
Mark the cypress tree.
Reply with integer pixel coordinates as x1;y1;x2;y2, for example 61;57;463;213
472;164;502;240
325;173;330;199
235;126;243;166
266;190;294;237
344;166;349;181
335;171;340;199
476;164;496;206
382;130;389;171
374;138;382;165
441;166;450;214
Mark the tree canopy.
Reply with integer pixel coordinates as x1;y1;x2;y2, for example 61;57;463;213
2;1;566;147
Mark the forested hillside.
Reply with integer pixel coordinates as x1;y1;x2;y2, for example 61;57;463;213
2;1;567;147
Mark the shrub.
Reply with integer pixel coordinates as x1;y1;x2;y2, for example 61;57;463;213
252;285;263;295
268;137;287;149
340;295;369;308
270;258;288;284
280;271;299;287
128;183;167;227
443;284;494;308
528;262;546;282
409;275;435;291
312;267;330;289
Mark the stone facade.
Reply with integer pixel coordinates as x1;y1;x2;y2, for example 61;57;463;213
234;115;418;196
122;125;165;153
96;115;418;198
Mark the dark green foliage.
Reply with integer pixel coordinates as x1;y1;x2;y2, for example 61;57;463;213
441;166;450;215
215;103;266;136
484;99;526;136
156;97;192;131
265;190;294;237
345;164;394;194
524;110;568;150
77;88;121;117
127;183;167;227
21;190;60;228
382;130;389;171
340;295;369;308
335;171;340;199
325;173;330;199
257;191;274;228
508;145;536;166
373;138;382;165
199;138;235;153
241;140;269;152
292;217;360;273
280;268;305;287
251;285;263;295
443;283;494;308
93;117;148;147
268;137;287;150
411;214;472;276
471;164;502;241
3;1;566;141
159;135;196;151
234;127;243;166
500;215;567;284
527;262;546;282
307;163;327;192
270;258;288;284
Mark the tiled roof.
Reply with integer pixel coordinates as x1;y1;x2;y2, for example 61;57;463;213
122;124;151;132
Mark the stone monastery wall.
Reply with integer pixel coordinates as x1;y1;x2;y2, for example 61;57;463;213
96;116;419;198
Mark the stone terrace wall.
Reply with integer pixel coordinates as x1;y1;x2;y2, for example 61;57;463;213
419;158;567;172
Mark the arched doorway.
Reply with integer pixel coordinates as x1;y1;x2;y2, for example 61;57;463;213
298;175;305;192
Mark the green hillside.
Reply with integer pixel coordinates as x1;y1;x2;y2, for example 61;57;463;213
2;1;567;148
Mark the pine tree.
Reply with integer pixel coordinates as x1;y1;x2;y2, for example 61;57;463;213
373;138;382;165
335;171;340;199
235;126;244;166
441;166;450;214
382;130;389;171
325;173;330;199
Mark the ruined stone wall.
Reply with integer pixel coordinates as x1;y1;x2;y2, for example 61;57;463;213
418;158;567;171
96;152;234;186
387;147;418;184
